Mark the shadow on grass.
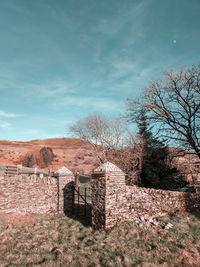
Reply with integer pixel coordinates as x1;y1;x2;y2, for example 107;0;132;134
65;204;92;228
194;212;200;220
189;210;200;220
184;192;200;220
63;182;92;228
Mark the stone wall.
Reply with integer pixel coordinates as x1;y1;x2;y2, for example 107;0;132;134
0;167;75;214
92;162;200;230
1;161;199;231
57;175;75;214
0;175;58;214
106;181;200;229
91;173;106;229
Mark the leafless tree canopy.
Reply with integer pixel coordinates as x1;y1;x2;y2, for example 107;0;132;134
70;113;150;184
69;113;129;163
127;64;200;158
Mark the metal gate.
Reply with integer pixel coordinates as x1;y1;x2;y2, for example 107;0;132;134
5;165;18;176
72;185;92;221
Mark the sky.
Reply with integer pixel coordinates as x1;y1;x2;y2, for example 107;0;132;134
0;0;199;141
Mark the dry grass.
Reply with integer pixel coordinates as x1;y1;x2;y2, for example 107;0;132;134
0;212;199;266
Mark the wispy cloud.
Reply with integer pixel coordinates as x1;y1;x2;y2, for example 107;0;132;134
0;73;78;101
0;110;24;118
0;1;33;17
20;80;77;99
92;1;146;36
53;95;125;114
109;61;138;80
0;120;11;129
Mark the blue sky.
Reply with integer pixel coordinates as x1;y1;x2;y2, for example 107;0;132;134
0;0;199;141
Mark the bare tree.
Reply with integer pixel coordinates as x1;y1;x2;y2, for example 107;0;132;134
69;113;128;163
187;154;200;193
70;112;160;186
127;63;200;158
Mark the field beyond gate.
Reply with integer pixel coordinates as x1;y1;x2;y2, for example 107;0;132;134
71;180;92;223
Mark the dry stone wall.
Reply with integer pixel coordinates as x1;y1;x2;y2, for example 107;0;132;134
1;161;199;231
0;167;75;214
91;173;106;230
0;175;58;214
92;162;200;230
106;181;200;229
57;176;74;214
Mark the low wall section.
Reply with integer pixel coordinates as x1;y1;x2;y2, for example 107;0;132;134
0;170;74;214
0;175;58;213
91;164;200;230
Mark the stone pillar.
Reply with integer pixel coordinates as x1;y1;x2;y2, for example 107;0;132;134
91;162;126;230
54;166;75;214
91;171;106;230
75;171;80;188
17;164;22;175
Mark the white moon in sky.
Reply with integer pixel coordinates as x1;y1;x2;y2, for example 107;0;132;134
173;39;177;43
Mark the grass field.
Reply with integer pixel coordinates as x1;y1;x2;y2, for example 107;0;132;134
74;183;91;203
0;211;199;266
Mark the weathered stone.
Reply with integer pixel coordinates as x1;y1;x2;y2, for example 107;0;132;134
94;161;124;173
1;161;200;230
0;175;58;214
54;166;73;175
0;166;75;215
57;172;74;214
91;162;200;230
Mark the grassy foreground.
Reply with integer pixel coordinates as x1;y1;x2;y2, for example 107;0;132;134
0;212;199;266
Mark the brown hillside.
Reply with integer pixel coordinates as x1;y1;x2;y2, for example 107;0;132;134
0;138;97;175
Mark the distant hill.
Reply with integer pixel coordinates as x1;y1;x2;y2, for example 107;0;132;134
0;138;200;181
0;138;98;175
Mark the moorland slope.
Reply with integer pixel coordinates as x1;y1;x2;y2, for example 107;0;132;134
0;138;97;175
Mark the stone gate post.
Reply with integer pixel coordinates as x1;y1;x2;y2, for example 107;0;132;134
91;162;126;230
54;166;75;214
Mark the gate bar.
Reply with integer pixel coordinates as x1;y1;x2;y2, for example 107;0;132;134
78;187;80;216
84;188;87;217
